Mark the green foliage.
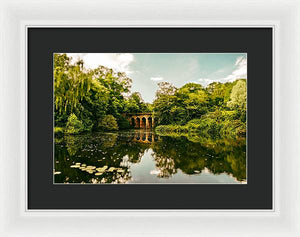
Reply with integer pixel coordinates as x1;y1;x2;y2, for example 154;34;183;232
117;116;132;130
227;80;247;110
153;82;214;125
206;82;233;107
124;92;150;113
156;109;246;139
54;127;64;133
65;114;85;134
54;54;92;114
153;78;246;139
98;115;119;131
54;53;246;139
155;124;189;134
54;53;150;134
54;127;64;137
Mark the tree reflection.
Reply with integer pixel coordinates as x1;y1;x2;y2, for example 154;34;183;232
54;130;246;183
152;135;246;181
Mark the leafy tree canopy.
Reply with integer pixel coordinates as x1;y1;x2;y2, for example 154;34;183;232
54;53;247;139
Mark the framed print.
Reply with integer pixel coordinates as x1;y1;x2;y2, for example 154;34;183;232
28;27;271;209
1;0;300;236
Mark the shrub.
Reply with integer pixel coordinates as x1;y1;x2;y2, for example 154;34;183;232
80;116;94;132
187;119;202;125
155;109;246;139
54;127;64;137
65;113;84;134
117;116;131;130
54;126;64;133
220;119;246;137
98;115;119;131
155;125;188;135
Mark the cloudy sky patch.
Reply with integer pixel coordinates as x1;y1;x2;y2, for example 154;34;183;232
67;53;135;75
65;53;247;103
221;56;247;82
150;77;164;81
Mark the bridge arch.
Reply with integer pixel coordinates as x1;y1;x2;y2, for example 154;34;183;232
136;117;140;128
124;113;155;129
148;117;152;129
141;117;146;128
131;117;135;127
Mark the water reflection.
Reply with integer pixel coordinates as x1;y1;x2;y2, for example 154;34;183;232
54;130;246;184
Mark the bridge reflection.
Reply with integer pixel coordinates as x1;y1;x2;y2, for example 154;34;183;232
132;130;159;144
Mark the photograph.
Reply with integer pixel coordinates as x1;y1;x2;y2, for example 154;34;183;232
54;53;247;184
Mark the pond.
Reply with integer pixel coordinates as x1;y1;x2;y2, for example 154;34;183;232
54;130;246;184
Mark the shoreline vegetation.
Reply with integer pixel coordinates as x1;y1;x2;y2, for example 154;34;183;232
54;53;246;141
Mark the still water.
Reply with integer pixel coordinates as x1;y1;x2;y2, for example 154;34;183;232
54;130;246;184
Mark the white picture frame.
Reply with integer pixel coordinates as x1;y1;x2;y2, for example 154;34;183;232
0;0;299;236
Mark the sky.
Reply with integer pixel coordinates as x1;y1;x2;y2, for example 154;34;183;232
67;53;247;103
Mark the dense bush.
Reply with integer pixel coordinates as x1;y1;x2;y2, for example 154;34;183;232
117;116;132;130
155;125;188;134
156;110;246;139
98;115;119;131
65;114;85;134
54;127;64;137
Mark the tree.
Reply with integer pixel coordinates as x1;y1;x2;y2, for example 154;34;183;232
98;115;119;131
153;94;178;125
183;89;209;120
227;80;247;110
92;65;132;118
153;82;178;124
153;79;247;138
124;92;149;113
155;82;177;98
65;114;84;134
54;54;92;114
153;82;210;125
54;53;136;133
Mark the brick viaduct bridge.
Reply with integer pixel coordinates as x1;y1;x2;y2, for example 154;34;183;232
125;113;156;129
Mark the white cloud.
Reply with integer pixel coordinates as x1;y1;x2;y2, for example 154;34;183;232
150;76;164;81
188;80;201;84
150;170;161;175
66;53;135;75
198;56;247;86
221;56;247;82
198;78;216;86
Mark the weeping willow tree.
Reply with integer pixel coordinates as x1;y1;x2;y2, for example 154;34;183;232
54;54;92;114
54;53;137;133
